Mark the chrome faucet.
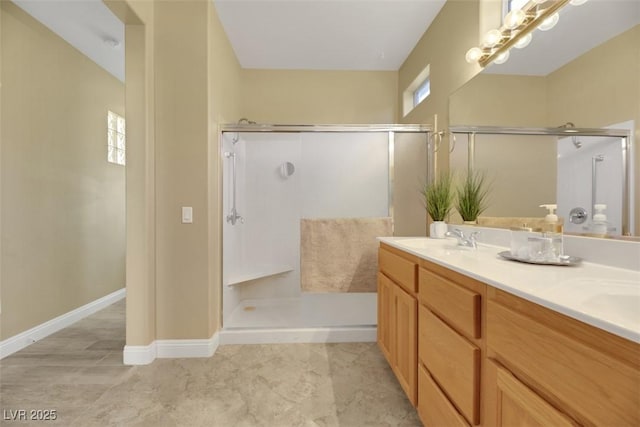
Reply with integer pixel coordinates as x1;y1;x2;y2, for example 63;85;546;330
445;229;480;249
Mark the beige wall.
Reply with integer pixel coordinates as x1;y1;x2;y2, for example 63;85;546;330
153;0;241;340
108;0;242;345
450;74;548;126
0;2;125;339
240;69;397;124
154;0;212;340
399;0;481;139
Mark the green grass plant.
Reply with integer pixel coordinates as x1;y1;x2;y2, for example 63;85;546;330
456;170;490;222
422;172;454;222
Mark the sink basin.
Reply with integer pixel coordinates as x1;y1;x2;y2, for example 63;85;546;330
547;278;640;327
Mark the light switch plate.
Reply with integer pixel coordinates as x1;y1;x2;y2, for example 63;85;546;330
182;207;193;224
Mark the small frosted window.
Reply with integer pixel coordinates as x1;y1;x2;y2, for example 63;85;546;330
413;78;431;107
107;110;125;166
507;0;527;13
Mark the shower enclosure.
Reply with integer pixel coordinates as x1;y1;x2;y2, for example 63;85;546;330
220;125;431;343
557;134;626;234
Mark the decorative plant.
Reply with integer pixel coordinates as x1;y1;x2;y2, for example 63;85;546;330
422;172;454;222
456;170;491;222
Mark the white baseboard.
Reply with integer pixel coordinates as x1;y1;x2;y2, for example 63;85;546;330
219;326;377;345
123;332;220;365
123;341;157;365
157;333;220;358
0;288;126;359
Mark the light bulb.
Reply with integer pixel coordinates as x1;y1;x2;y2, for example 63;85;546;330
504;9;525;30
494;50;510;65
514;33;533;49
482;29;503;48
538;13;559;31
465;47;483;63
570;0;588;5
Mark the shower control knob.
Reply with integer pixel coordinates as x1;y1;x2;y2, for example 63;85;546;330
569;207;588;224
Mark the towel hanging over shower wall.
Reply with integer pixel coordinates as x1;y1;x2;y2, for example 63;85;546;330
300;217;393;293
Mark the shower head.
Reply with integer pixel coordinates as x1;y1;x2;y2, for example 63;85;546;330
594;154;604;162
558;122;576;129
572;136;582;149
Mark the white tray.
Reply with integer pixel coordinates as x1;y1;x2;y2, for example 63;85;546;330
498;251;582;266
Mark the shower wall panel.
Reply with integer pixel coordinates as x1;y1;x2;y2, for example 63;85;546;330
222;131;392;323
558;135;623;234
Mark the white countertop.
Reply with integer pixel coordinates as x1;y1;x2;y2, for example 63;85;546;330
379;237;640;344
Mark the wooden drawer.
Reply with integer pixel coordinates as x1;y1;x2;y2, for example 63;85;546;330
488;299;640;426
419;267;481;339
419;305;480;425
379;248;417;293
418;363;470;427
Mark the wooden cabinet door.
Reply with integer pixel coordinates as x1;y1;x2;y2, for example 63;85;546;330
394;283;417;406
490;362;577;427
377;273;394;365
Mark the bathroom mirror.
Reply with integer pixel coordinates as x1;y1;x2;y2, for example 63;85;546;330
449;127;632;237
448;0;640;237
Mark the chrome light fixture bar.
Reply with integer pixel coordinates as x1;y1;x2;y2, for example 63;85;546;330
466;0;575;68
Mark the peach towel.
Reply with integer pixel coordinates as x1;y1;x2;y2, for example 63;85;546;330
300;217;393;293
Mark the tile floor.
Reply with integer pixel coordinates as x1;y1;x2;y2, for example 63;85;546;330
0;300;420;426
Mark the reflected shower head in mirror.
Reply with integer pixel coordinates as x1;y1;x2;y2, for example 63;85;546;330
572;136;582;148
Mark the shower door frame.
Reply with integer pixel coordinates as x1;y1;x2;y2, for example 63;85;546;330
220;123;434;235
449;125;632;236
219;124;433;327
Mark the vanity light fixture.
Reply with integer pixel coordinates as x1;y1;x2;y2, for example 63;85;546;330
513;32;533;49
494;51;510;64
465;0;588;67
538;12;560;31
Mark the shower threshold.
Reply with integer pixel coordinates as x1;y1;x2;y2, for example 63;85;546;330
220;293;377;344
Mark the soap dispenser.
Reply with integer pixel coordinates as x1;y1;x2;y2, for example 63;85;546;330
539;204;563;260
540;204;562;232
591;204;608;236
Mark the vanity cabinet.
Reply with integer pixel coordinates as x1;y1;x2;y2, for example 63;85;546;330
417;261;484;426
485;288;640;427
377;245;418;405
377;242;640;427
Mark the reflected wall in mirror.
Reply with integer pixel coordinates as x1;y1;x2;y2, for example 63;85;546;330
449;0;639;237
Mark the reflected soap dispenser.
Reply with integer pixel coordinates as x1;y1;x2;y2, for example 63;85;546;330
591;204;608;236
539;204;563;260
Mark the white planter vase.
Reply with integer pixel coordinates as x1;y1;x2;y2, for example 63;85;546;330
430;221;448;239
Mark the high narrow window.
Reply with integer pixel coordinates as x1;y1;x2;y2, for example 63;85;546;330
403;64;431;117
107;110;125;166
413;78;431;107
506;0;527;14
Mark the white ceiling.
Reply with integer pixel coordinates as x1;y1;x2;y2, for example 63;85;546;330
11;0;640;81
213;0;447;70
12;0;125;81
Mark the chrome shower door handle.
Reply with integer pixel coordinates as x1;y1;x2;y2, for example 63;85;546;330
569;207;588;224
